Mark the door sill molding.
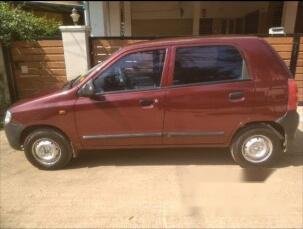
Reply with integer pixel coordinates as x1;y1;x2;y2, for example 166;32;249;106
83;131;224;140
83;132;162;140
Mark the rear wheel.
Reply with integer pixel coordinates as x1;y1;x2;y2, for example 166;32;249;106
230;126;282;167
24;128;72;170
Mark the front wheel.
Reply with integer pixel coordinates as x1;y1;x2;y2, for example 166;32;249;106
24;128;73;170
230;126;283;167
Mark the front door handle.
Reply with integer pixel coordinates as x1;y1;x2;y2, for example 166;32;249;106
229;91;245;101
139;98;158;108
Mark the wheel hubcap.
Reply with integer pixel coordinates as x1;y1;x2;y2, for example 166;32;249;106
242;135;273;163
32;138;61;165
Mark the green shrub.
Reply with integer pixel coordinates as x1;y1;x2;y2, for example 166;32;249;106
0;2;61;45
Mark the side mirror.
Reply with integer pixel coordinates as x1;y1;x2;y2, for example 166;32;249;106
78;80;94;97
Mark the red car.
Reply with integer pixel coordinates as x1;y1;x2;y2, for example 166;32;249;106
4;37;299;170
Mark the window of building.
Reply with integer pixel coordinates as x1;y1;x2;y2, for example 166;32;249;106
173;45;249;85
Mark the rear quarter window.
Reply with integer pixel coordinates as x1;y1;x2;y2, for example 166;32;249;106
173;45;249;85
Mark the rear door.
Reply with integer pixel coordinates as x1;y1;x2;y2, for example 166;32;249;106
163;44;255;145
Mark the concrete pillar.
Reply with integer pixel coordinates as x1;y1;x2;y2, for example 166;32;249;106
282;1;299;33
59;26;91;81
89;1;108;36
108;1;121;36
192;1;200;36
124;1;132;36
83;1;91;27
88;1;122;37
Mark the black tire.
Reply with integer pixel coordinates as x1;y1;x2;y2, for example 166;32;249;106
230;125;283;168
24;128;73;170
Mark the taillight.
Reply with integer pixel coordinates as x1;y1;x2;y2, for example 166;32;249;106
288;79;298;111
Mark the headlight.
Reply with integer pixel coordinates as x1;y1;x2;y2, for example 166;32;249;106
4;110;11;125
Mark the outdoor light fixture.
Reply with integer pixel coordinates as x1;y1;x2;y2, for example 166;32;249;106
269;27;285;35
70;8;80;25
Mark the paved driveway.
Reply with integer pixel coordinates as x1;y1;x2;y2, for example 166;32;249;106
0;127;302;228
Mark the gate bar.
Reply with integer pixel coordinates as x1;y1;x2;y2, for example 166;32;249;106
290;35;301;76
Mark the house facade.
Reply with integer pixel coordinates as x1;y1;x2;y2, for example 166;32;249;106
84;1;303;37
11;1;303;36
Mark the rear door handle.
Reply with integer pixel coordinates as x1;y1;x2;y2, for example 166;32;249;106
229;91;245;101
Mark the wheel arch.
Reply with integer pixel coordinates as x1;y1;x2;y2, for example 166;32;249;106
230;121;285;146
20;124;76;156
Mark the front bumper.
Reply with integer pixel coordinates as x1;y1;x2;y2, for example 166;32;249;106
4;122;25;150
276;110;299;150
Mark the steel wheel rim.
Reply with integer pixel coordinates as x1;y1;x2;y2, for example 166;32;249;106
32;138;61;166
241;135;273;163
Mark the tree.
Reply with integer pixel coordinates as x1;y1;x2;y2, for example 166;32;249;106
0;2;61;45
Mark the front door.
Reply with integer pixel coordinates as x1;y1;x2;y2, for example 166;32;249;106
75;48;167;148
163;44;255;145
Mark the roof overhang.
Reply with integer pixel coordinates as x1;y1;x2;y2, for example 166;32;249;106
12;1;84;13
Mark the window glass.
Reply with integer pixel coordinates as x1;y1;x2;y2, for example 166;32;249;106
173;45;248;85
94;49;166;93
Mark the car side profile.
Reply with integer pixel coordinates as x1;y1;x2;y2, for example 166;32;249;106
4;36;299;170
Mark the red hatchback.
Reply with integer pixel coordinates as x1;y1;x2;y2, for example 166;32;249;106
4;37;299;169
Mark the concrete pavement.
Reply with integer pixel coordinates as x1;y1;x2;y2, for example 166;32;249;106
0;110;302;228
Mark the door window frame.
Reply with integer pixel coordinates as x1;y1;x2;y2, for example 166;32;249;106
166;42;253;89
89;46;171;96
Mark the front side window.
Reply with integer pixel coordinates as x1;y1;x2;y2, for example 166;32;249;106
93;49;166;93
173;45;249;86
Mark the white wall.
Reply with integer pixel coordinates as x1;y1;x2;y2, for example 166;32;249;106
60;26;91;80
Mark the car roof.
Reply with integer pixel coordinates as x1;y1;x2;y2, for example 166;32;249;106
121;36;262;50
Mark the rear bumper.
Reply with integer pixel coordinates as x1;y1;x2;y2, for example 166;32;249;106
276;110;299;150
4;122;25;150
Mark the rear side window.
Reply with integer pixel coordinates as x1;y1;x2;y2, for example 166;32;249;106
173;45;249;85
